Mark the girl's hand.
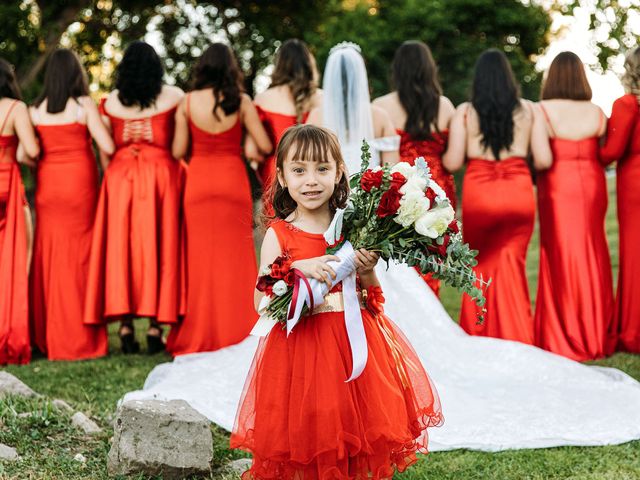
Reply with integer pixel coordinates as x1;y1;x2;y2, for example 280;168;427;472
291;255;340;289
355;249;379;275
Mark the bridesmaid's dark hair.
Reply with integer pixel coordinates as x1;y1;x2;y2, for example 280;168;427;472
35;49;89;113
392;41;442;140
471;49;521;160
268;124;348;221
116;41;164;109
0;59;22;100
270;39;317;123
541;51;592;101
192;43;243;120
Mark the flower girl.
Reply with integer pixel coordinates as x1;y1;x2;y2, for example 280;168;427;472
231;124;442;479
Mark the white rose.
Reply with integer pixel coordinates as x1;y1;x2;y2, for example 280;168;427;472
429;179;448;203
260;265;272;276
400;175;427;196
415;205;455;238
395;191;430;227
390;162;415;180
273;280;289;296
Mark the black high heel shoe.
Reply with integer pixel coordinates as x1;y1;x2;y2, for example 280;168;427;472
119;326;140;354
146;326;166;355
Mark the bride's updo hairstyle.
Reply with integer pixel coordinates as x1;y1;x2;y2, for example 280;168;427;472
392;41;442;141
270;39;317;123
269;124;349;220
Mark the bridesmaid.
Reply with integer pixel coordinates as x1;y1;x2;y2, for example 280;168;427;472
245;39;322;188
29;49;114;361
166;43;272;355
374;40;456;296
443;49;551;344
535;51;613;361
599;47;640;353
0;58;39;364
84;41;185;354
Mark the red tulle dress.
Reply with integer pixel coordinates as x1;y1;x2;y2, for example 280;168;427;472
534;108;614;361
84;102;185;325
0;101;30;364
398;129;456;296
600;94;640;353
231;220;443;480
459;157;535;344
30;111;108;360
167;96;257;355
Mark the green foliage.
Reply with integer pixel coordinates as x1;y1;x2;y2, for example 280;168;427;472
306;0;552;103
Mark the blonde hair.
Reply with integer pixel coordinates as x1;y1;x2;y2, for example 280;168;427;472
622;47;640;99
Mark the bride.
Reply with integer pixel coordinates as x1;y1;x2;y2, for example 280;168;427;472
124;42;640;452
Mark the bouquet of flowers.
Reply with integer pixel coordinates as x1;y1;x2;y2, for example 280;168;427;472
254;142;488;332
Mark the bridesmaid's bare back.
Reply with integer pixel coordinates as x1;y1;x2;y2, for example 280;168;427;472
539;99;605;140
372;92;455;133
104;85;184;119
254;85;322;116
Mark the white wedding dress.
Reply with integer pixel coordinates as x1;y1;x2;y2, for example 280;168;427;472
123;44;640;452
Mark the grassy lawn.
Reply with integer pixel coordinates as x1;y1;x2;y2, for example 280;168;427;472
2;177;639;479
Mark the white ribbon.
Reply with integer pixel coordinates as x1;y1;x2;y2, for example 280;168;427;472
285;241;368;382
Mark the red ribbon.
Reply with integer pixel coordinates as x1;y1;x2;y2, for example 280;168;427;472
287;268;315;321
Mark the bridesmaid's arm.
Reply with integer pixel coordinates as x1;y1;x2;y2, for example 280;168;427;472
172;99;190;160
442;103;467;173
305;106;322;126
530;102;553;171
255;227;282;312
600;95;637;165
374;106;400;166
13;101;39;163
241;94;273;160
82;96;115;155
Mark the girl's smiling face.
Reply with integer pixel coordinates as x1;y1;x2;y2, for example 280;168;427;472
278;145;343;213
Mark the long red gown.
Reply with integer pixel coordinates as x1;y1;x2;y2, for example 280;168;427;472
600;93;640;353
534;108;614;361
0;101;30;364
231;220;442;480
30;111;108;360
459;157;535;344
166;97;257;355
398;129;456;296
84;103;184;326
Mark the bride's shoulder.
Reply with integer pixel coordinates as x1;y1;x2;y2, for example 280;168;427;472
372;91;397;108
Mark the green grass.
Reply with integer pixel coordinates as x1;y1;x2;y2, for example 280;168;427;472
2;177;639;479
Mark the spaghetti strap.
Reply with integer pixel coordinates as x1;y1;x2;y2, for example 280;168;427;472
0;100;19;135
538;103;556;137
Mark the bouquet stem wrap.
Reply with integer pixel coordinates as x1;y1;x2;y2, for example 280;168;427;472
286;241;367;382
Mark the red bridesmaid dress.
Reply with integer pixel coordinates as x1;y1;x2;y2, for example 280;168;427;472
231;220;442;480
0;101;30;364
166;95;257;355
534;107;614;361
30;105;108;360
398;128;456;296
459;158;536;344
600;93;640;353
84;102;184;326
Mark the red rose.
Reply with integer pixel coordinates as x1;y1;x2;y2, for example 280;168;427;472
389;172;407;190
270;263;284;279
360;169;383;192
376;186;403;218
428;234;450;257
425;187;437;203
284;270;296;286
256;275;276;293
448;220;459;234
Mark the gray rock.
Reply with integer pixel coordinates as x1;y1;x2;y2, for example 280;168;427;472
0;372;37;399
71;412;102;435
73;453;87;463
226;458;252;474
52;399;73;412
107;399;212;479
0;443;19;461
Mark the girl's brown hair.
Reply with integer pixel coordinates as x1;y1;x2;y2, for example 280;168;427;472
270;39;317;123
541;51;592;101
35;49;89;113
267;124;349;220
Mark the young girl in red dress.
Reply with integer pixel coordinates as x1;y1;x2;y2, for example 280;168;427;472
231;124;442;479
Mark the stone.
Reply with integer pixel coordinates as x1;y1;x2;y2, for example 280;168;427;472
0;443;19;461
71;412;102;435
226;458;252;474
73;453;87;463
52;399;73;412
0;372;37;399
108;399;213;479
